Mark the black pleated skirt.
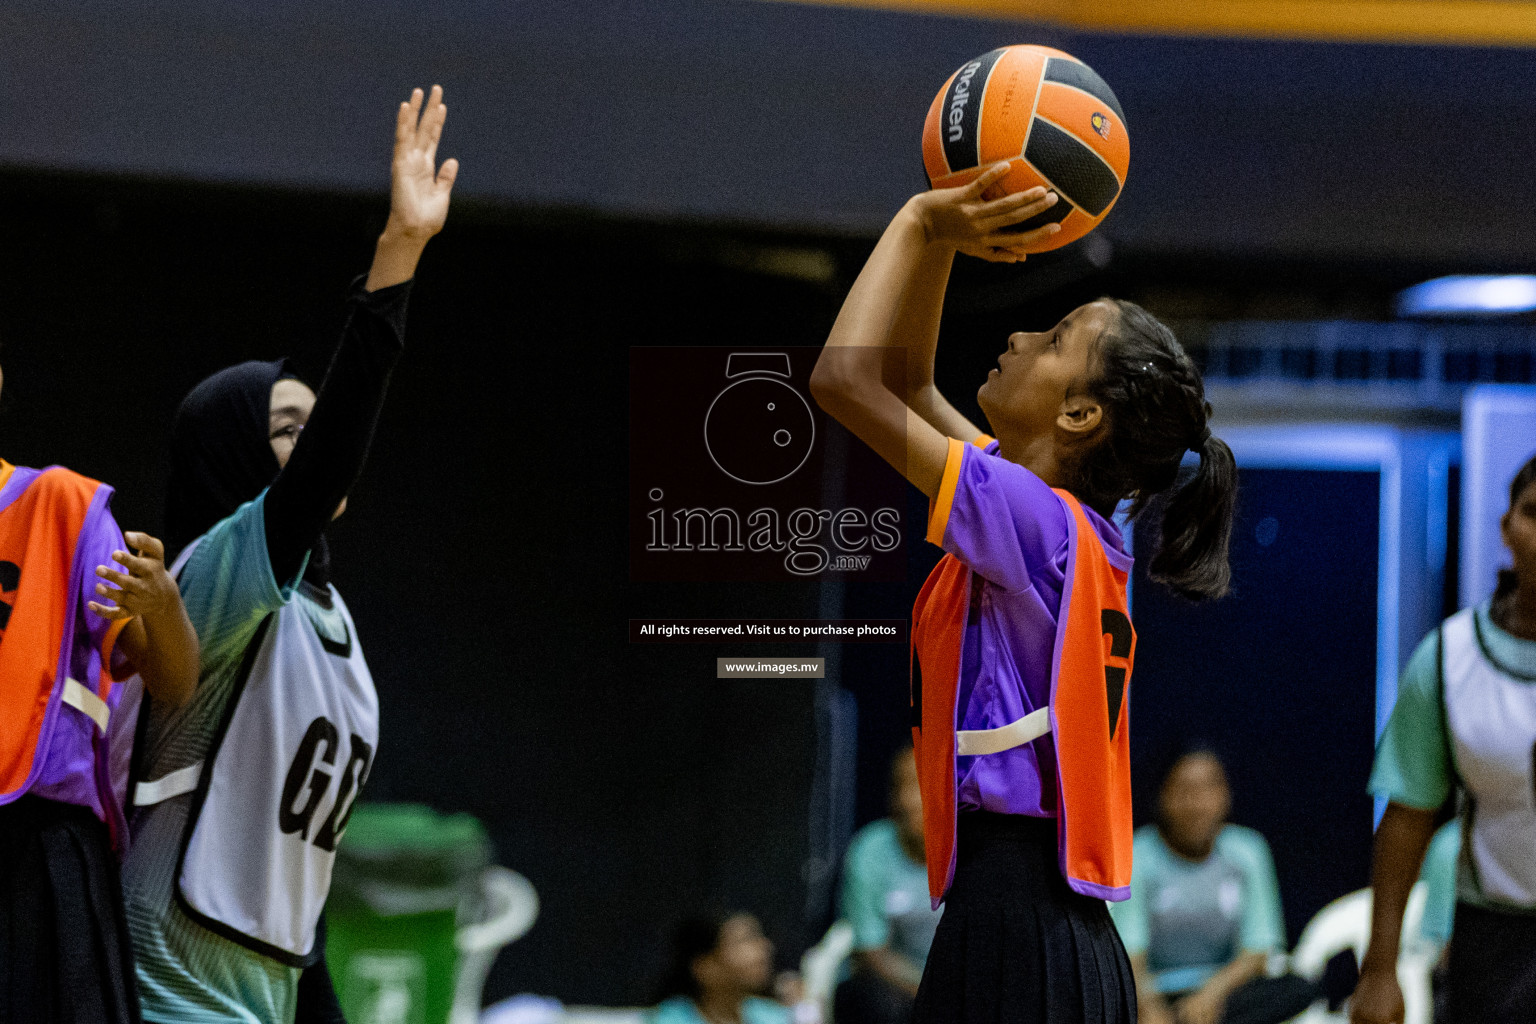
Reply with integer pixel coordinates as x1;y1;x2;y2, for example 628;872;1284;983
913;812;1136;1024
0;796;142;1024
1445;901;1536;1022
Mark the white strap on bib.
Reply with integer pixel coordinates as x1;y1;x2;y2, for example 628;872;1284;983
61;677;110;733
956;707;1052;756
134;762;204;806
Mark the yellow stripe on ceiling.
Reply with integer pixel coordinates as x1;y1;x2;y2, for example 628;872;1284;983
768;0;1536;48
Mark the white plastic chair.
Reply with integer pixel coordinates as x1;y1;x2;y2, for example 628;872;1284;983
477;999;647;1024
1286;883;1431;1024
799;921;856;1024
450;867;541;1024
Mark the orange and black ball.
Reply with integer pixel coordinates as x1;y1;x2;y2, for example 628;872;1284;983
923;45;1129;253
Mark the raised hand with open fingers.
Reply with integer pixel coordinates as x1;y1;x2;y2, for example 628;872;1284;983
367;84;460;291
388;84;458;241
911;161;1061;263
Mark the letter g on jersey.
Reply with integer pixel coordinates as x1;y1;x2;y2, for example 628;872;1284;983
280;717;339;840
279;715;375;849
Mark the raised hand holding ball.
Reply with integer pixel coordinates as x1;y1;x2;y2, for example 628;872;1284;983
923;45;1128;254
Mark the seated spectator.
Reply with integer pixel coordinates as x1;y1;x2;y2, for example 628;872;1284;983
1109;745;1320;1024
834;748;942;1024
652;912;790;1024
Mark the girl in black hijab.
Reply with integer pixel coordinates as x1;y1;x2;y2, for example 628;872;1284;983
120;86;457;1024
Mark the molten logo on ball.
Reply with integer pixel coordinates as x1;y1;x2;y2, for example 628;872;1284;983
947;59;983;143
923;45;1129;254
704;353;816;486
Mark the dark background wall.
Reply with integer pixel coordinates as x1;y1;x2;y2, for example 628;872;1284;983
6;0;1536;266
1129;469;1383;944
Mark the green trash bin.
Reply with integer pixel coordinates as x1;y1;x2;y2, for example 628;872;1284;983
326;804;492;1024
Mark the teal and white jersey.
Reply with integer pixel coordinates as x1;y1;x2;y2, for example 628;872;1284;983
839;818;941;974
1370;600;1536;915
1107;824;1286;995
122;492;378;1023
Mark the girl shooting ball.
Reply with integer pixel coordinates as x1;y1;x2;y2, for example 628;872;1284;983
810;163;1237;1023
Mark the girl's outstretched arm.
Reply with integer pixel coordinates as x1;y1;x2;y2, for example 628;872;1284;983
263;86;458;584
889;243;987;444
810;163;1058;498
366;85;459;292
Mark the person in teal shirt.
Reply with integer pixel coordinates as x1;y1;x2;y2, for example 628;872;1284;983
650;912;790;1024
836;748;942;1024
1110;746;1320;1024
1353;453;1536;1024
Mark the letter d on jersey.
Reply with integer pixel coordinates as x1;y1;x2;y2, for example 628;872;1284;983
312;735;373;852
280;717;339;840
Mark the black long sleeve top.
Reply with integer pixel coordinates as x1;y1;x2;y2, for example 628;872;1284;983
263;279;410;584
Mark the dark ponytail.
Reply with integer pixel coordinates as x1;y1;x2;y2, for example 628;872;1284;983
1493;452;1536;602
1151;432;1238;601
1071;299;1237;601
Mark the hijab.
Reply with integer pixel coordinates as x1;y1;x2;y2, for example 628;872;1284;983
165;359;331;586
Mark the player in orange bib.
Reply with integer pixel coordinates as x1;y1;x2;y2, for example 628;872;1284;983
0;380;200;1021
811;162;1237;1023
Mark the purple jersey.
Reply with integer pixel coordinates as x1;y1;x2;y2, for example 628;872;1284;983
927;437;1130;818
0;464;134;840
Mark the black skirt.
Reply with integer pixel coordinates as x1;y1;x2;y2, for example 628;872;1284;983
1445;901;1536;1022
0;796;142;1024
913;812;1136;1024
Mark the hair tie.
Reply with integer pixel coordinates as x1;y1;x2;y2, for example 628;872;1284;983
1189;425;1211;452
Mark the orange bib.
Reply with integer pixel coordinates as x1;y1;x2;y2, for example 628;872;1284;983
911;489;1135;902
0;463;121;806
